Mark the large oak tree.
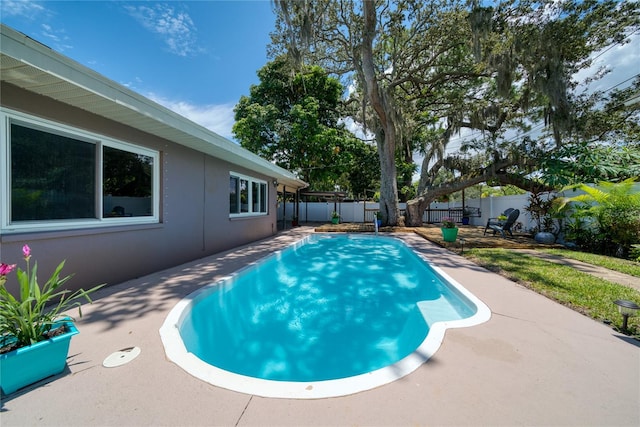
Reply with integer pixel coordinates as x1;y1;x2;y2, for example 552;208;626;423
270;0;639;225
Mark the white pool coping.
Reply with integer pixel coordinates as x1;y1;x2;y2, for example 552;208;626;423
159;234;491;399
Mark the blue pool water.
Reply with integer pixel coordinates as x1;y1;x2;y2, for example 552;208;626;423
178;234;477;382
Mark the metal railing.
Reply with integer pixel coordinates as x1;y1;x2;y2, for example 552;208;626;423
364;207;481;224
424;209;463;224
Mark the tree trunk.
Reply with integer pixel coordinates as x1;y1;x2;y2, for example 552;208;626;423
405;197;428;227
362;1;399;225
377;127;399;225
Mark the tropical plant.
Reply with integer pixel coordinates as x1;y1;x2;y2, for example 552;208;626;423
331;211;340;219
562;208;600;252
0;245;103;352
524;191;563;235
558;179;640;258
540;141;640;188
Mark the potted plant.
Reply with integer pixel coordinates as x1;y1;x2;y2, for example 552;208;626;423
331;211;340;224
292;215;299;227
440;217;459;242
375;211;383;227
0;245;103;395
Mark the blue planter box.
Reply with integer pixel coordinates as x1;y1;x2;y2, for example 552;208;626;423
0;322;78;395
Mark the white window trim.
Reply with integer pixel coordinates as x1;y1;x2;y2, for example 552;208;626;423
229;171;268;218
0;108;160;234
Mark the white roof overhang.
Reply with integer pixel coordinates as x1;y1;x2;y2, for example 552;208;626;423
0;25;307;190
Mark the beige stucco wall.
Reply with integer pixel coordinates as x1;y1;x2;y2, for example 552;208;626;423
0;83;279;294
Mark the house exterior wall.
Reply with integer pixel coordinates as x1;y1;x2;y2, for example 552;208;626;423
1;83;279;294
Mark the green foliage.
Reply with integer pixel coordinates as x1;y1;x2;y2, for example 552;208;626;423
396;160;417;202
479;184;526;198
541;142;640;187
343;140;380;197
0;245;103;350
551;78;640;186
562;208;605;253
233;56;378;193
559;178;640;258
523;191;564;234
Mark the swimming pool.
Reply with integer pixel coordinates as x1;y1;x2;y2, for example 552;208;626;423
160;234;490;398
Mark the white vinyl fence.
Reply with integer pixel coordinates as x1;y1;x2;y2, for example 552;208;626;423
278;193;543;232
278;183;639;232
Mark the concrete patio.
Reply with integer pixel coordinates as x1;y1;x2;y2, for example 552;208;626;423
1;227;638;426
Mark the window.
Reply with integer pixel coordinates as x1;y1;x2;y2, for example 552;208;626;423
1;110;159;232
10;124;97;221
103;146;154;218
229;172;268;217
240;178;249;213
229;176;239;213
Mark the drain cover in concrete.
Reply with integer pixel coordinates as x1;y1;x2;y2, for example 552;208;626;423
103;347;141;368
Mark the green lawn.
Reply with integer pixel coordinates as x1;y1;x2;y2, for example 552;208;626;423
541;249;640;278
464;248;640;337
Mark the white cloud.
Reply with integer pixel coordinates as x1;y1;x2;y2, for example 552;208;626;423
0;0;72;51
39;23;72;52
123;3;202;57
339;117;375;143
575;32;640;94
0;0;45;18
148;94;236;140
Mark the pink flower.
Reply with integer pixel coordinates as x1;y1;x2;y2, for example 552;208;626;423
22;244;31;260
0;263;16;276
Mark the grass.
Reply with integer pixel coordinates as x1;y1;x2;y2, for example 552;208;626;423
464;248;640;337
540;249;640;278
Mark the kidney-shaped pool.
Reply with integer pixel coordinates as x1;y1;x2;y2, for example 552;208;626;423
160;234;490;398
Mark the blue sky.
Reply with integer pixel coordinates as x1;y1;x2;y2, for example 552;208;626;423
1;0;638;147
1;0;276;139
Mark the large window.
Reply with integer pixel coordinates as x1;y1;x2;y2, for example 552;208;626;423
1;111;159;232
11;124;97;221
229;172;268;217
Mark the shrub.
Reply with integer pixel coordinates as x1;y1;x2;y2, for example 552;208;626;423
559;179;640;258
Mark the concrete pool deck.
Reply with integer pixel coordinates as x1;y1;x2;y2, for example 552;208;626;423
1;227;639;426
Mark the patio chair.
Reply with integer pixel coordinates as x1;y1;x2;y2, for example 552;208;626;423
487;209;520;238
483;208;514;235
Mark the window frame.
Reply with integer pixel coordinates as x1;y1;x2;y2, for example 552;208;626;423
1;108;160;233
229;171;268;218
